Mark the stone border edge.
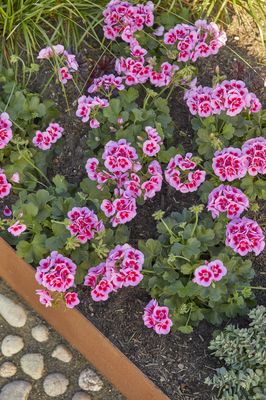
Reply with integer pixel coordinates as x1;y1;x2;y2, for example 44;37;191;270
0;238;170;400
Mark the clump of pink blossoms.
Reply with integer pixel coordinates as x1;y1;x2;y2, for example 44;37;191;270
142;126;162;157
193;260;227;287
86;139;163;226
143;299;173;335
165;153;206;193
76;95;109;128
8;221;27;236
88;74;125;94
32;122;64;150
184;79;261;117
0;170;12;199
226;217;265;256
164;20;226;62
0;112;12;149
37;44;78;85
35;251;80;309
67;207;104;244
212;147;247;182
242;137;266;176
207;185;249;219
84;244;144;301
103;0;154;42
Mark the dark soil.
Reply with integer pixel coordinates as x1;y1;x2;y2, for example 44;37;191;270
19;13;266;400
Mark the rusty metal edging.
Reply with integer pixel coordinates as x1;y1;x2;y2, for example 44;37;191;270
0;238;170;400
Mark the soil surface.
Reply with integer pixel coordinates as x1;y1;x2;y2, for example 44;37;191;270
12;12;266;400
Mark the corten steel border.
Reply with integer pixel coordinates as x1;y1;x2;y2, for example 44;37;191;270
0;238;170;400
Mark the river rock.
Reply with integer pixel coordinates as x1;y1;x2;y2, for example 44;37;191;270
0;380;32;400
1;335;24;357
31;325;49;342
0;362;17;378
72;392;92;400
0;294;27;327
43;373;69;397
20;353;44;380
78;368;103;392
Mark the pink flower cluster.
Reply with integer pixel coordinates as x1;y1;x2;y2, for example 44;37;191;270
103;0;154;42
0;112;12;149
67;207;104;243
86;140;163;226
165;153;206;193
0;170;11;199
207;185;249;219
142;126;162;156
32;122;64;150
37;44;78;85
242;137;266;176
193;260;227;287
164;19;226;62
143;299;172;335
226;217;265;256
84;244;144;301
184;80;262;117
76;95;109;128
213;138;266;182
149;62;179;87
8;221;27;236
88;74;125;94
35;251;80;309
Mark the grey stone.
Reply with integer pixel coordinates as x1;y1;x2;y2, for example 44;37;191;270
72;392;92;400
0;362;17;378
0;380;32;400
43;373;69;397
31;325;49;342
20;353;44;380
0;294;27;327
1;335;24;357
78;368;103;392
52;345;72;363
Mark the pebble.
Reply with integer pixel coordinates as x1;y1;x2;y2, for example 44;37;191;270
0;362;17;378
31;324;49;342
43;373;69;397
72;392;92;400
1;335;24;357
52;344;72;363
78;368;103;392
0;294;27;327
0;380;32;400
20;353;44;380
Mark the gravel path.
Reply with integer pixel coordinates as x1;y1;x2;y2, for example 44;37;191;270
0;279;124;400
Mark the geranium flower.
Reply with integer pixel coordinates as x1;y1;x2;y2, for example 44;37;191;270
193;260;227;286
0;172;12;199
207;185;249;219
242;137;266;176
67;207;104;243
212;147;247;182
143;299;173;335
8;221;27;236
36;290;53;307
65;292;80;308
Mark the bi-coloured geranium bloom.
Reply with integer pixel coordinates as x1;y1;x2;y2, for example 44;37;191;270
184;80;261;117
0;112;12;149
207;185;249;219
67;207;104;243
0;171;12;199
65;292;80;309
36;290;53;308
150;62;179;87
88;74;125;94
76;95;109;127
32;122;64;150
212;147;247;182
226;217;265;256
8;221;27;236
3;206;12;217
193;260;227;287
103;1;154;42
165;153;206;193
242;137;266;176
84;244;144;302
142;126;162;157
37;44;64;59
59;67;72;85
143;299;173;335
35;251;77;293
101;196;137;227
164;20;226;63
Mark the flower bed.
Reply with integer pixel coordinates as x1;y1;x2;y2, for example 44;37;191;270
0;1;265;398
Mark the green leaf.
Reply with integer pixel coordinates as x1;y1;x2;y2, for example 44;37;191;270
178;325;193;334
182;238;201;258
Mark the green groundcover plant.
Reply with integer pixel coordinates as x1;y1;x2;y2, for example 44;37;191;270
205;306;266;400
0;0;265;333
